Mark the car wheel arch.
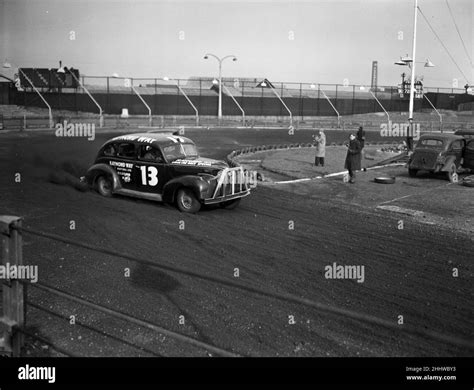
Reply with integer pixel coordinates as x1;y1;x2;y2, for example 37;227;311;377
86;163;121;191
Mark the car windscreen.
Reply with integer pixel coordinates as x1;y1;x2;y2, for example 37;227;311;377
163;143;198;161
418;139;444;148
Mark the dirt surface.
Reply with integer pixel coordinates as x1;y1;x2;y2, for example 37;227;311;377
0;128;473;357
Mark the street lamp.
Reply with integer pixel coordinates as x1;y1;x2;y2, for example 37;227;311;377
203;53;237;121
3;59;54;128
394;0;435;151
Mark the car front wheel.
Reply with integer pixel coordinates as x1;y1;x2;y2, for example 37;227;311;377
96;175;113;197
176;188;201;213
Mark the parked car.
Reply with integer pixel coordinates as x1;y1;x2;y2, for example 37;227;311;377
407;133;474;182
83;133;255;212
454;129;474;139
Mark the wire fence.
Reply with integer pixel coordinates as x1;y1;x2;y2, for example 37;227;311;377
7;75;474;120
1;217;473;357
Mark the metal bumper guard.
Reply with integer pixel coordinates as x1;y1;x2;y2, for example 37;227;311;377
203;167;256;205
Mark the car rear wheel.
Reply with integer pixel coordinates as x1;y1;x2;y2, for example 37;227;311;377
408;168;418;177
446;163;459;183
96;175;113;197
176;188;201;213
219;198;241;210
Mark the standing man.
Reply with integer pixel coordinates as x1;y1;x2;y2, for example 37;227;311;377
344;133;362;183
357;125;366;163
314;130;326;167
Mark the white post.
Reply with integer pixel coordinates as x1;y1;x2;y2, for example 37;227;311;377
269;85;293;126
369;90;390;126
175;81;199;125
18;69;54;128
408;0;418;150
321;90;341;127
423;93;442;131
69;71;104;128
218;61;222;120
131;83;152;127
222;84;245;125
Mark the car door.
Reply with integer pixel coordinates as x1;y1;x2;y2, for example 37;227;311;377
106;142;136;190
448;139;465;167
135;145;169;194
463;139;474;170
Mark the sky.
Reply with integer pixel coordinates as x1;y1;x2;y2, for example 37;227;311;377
0;0;472;88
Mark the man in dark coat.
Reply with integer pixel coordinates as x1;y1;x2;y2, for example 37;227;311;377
356;126;365;149
344;134;362;183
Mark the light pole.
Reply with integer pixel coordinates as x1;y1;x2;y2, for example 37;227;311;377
203;54;237;121
395;48;435;150
3;60;54;128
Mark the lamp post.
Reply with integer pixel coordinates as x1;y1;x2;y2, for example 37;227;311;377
395;51;435;150
3;60;54;128
394;0;436;151
203;54;237;121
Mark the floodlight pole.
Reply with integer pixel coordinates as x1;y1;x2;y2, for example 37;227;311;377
222;84;245;126
407;0;419;151
68;70;104;127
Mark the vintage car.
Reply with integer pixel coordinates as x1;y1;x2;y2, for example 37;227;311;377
407;133;474;182
83;133;254;213
454;129;474;139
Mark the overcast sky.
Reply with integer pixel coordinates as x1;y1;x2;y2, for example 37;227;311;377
1;0;472;87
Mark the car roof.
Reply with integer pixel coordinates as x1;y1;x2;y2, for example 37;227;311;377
454;129;474;136
419;133;464;141
105;133;194;148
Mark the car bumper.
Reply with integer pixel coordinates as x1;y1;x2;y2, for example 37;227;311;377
203;190;251;205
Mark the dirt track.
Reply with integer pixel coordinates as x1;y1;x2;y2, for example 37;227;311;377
0;129;472;357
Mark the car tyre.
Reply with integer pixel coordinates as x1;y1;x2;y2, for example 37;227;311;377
96;175;113;197
176;188;201;213
219;198;241;210
446;163;458;183
408;168;418;177
374;176;396;184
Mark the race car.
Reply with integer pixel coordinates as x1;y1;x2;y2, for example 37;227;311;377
83;133;255;213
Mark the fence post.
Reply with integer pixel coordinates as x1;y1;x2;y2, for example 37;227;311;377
0;216;25;357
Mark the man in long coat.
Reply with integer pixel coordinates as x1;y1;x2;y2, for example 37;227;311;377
314;130;326;166
344;133;361;183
